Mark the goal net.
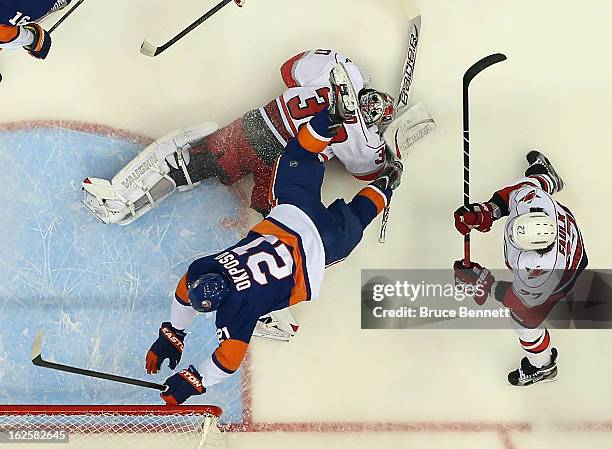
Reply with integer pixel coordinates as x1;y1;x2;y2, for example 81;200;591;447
0;405;226;449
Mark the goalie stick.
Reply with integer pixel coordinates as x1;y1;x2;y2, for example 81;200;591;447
140;0;245;57
462;53;507;265
0;0;87;84
31;331;166;391
378;15;422;244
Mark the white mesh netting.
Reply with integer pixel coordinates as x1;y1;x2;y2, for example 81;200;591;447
0;406;227;449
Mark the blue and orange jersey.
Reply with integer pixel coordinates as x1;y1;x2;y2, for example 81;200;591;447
174;215;325;387
0;0;56;47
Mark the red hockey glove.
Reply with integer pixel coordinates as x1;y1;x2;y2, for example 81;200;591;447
23;24;51;60
453;260;495;306
454;202;496;235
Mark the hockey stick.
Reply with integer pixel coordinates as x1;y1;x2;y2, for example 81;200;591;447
378;15;422;244
48;0;87;34
31;331;166;391
140;0;244;57
462;53;507;265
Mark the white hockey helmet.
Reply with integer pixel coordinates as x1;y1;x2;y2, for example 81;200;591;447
509;212;557;251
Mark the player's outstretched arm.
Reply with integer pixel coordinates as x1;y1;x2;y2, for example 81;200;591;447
160;365;206;405
160;335;250;405
0;23;51;58
145;272;198;375
22;23;51;59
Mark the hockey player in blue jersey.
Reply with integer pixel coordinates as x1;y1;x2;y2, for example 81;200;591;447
0;0;70;59
144;63;403;405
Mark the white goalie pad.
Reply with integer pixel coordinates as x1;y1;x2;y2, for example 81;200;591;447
383;101;437;159
82;122;218;225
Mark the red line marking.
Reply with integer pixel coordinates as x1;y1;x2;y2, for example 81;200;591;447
498;428;518;449
0;120;153;145
224;348;612;449
222;421;532;433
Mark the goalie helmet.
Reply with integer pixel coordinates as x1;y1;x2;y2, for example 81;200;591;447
188;273;231;313
509;212;557;251
358;89;396;127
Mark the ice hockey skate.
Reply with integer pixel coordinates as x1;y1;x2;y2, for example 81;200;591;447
525;150;564;192
328;62;358;125
252;309;300;342
508;348;558;386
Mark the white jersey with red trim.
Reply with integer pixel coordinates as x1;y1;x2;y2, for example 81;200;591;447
259;49;386;180
501;177;586;307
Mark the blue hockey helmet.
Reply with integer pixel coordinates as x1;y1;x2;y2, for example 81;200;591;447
188;273;231;313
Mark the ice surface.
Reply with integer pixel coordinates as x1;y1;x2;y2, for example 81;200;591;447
0;125;245;423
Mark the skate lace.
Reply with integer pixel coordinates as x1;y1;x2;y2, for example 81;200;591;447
518;368;537;380
518;358;540;380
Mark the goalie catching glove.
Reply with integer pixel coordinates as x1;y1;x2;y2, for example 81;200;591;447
453;260;495;306
146;322;186;374
161;365;206;405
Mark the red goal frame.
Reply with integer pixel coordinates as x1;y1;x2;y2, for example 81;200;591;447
0;405;223;434
0;405;222;416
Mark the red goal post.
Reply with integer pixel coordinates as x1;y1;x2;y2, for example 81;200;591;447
0;405;226;449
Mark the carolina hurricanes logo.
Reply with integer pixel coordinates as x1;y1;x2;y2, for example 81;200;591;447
519;190;537;203
527;268;546;280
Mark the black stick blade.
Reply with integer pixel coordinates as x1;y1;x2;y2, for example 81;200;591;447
463;53;507;86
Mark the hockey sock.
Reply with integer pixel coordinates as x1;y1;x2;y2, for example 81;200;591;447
517;328;552;368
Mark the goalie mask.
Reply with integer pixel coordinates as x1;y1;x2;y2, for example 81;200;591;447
358;89;396;127
188;273;231;313
508;212;557;251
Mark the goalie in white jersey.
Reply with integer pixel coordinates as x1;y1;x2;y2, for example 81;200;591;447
453;151;587;386
81;48;396;224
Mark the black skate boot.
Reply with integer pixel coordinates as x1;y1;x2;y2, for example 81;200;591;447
328;63;358;131
525;150;564;193
508;347;558;386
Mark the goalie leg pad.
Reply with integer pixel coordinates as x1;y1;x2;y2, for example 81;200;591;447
82;122;218;225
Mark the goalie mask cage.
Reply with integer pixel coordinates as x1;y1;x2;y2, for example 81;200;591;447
0;405;226;449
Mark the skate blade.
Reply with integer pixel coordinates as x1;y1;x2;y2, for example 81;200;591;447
252;329;292;342
331;63;358;113
508;375;558;387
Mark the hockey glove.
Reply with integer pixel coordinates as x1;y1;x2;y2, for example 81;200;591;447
23;24;51;60
454;202;497;235
146;322;186;374
453;260;495;306
161;365;206;405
